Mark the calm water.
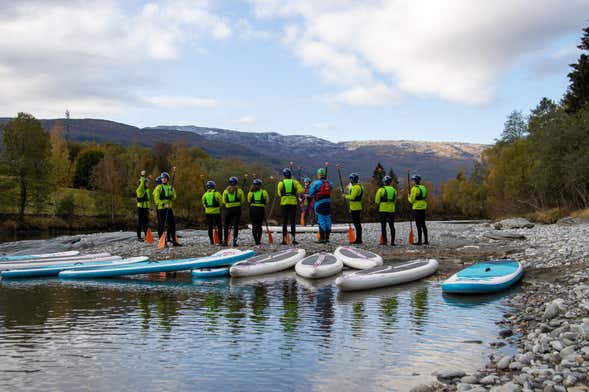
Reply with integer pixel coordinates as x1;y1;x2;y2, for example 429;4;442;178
0;273;517;391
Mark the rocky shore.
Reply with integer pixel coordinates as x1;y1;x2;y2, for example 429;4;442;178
1;218;588;391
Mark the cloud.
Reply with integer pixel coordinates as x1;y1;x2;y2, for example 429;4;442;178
0;0;230;117
248;0;589;105
144;95;218;109
234;115;257;124
327;84;399;106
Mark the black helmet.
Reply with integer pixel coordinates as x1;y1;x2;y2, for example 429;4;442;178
155;176;162;184
253;178;262;186
229;176;238;185
383;175;392;184
206;180;216;189
349;173;359;183
282;168;292;178
411;174;422;182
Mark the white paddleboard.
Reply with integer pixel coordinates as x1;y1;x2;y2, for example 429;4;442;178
230;249;305;277
334;246;383;269
295;252;343;279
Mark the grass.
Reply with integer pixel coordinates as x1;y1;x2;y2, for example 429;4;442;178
571;208;589;220
525;208;569;224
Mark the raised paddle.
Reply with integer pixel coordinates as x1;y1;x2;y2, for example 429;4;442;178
337;164;356;244
407;171;415;245
158;167;177;249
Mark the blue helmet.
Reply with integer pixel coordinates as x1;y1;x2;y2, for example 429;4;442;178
206;180;216;189
252;178;262;186
155;176;162;184
229;176;238;185
282;168;292;178
383;175;392;184
349;173;359;183
303;177;311;184
160;172;170;179
411;174;422;182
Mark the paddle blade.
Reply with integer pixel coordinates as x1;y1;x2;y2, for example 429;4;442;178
408;229;414;245
145;228;153;244
286;232;291;244
379;235;386;245
267;229;273;244
227;231;231;243
213;227;219;244
157;232;167;249
299;214;304;226
316;231;321;241
348;225;355;244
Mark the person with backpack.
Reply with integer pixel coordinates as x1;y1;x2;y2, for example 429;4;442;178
408;174;428;245
344;172;364;244
247;178;270;246
153;171;181;246
299;177;314;226
375;175;397;245
135;170;150;242
308;167;334;243
277;168;303;245
222;176;245;247
201;180;223;245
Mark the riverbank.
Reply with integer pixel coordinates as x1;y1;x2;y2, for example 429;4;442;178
1;219;587;391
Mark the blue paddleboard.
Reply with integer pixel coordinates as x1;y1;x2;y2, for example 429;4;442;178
192;267;230;278
0;251;80;261
442;259;524;294
59;249;254;279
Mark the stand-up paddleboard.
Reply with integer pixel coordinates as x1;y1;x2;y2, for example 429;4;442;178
334;246;383;269
0;251;80;261
0;252;112;265
230;249;305;277
336;259;439;291
0;255;122;272
295;252;343;279
1;257;148;279
192;267;230;278
59;249;255;279
247;224;348;233
442;259;524;294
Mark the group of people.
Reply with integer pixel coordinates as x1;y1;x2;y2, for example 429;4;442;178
135;167;429;247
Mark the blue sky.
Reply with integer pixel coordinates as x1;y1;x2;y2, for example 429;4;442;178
0;0;587;144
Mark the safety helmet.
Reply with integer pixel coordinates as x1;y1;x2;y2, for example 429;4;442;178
282;168;292;178
303;177;311;184
206;180;216;189
411;174;422;182
383;175;392;184
155;176;162;184
317;168;326;177
160;172;170;179
252;178;262;186
228;176;238;185
349;173;359;183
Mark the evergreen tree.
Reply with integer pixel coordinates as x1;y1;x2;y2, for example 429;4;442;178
500;110;528;143
563;26;589;113
74;149;104;188
372;162;385;185
387;168;399;185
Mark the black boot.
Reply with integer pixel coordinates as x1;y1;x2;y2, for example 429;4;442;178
325;229;330;243
423;227;429;245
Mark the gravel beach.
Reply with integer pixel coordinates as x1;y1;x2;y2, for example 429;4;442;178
1;218;588;391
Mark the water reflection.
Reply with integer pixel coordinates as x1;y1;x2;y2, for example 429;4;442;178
0;275;518;391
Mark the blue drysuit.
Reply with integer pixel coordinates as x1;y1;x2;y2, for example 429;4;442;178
308;179;334;232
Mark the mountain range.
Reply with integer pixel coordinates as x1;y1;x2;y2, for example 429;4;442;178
0;117;487;184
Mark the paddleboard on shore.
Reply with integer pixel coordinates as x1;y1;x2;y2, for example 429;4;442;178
192;267;230;278
0;252;112;265
1;257;148;279
247;224;349;233
0;255;122;272
334;246;383;269
336;259;439;291
442;259;524;294
230;248;305;277
0;251;80;261
295;252;343;279
59;249;254;279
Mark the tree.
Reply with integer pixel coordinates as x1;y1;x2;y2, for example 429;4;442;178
0;113;51;221
74;149;104;188
500;110;528;143
387;168;399;185
563;26;589;113
93;151;126;224
153;142;173;172
372;162;385;185
49;122;72;187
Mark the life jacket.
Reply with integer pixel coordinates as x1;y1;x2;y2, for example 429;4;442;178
350;184;364;201
252;190;264;204
415;185;427;200
384;186;396;202
281;179;295;196
159;185;171;201
204;191;219;207
316;180;332;200
225;190;241;203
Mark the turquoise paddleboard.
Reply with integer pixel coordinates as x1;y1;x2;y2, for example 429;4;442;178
59;249;254;279
192;267;230;278
0;251;80;261
442;259;524;294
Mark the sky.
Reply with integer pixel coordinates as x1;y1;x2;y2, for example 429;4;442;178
0;0;587;144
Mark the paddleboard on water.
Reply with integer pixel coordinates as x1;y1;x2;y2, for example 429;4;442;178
334;246;383;269
192;267;230;278
295;252;343;279
0;252;112;265
442;259;524;294
247;225;349;233
0;255;122;272
0;251;80;261
335;259;439;291
230;248;305;277
59;249;255;279
1;257;148;279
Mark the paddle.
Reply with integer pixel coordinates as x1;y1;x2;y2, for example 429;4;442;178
297;165;305;226
337;164;355;244
266;175;279;245
407;171;415;245
158;167;177;249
